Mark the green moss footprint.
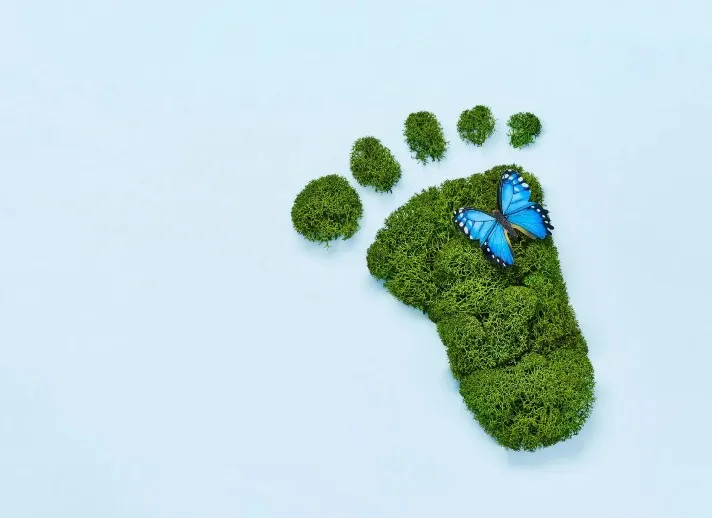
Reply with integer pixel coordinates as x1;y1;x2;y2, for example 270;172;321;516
291;108;593;452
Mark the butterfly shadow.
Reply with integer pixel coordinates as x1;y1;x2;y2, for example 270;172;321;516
504;384;605;467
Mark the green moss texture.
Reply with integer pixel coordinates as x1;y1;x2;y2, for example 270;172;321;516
366;164;595;451
349;136;402;192
457;105;496;146
403;111;448;165
291;174;363;244
507;112;542;148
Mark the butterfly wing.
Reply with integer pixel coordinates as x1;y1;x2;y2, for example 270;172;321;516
506;203;554;239
453;208;514;267
497;169;554;240
453;208;497;242
481;223;515;267
498;170;535;215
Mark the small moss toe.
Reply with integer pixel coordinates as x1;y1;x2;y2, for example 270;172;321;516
507;112;542;148
349;136;402;193
457;105;496;147
403;111;448;165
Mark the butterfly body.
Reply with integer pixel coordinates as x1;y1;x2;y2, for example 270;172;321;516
452;170;554;267
490;209;519;242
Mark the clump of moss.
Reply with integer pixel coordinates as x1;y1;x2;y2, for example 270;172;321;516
366;164;595;451
459;348;595;451
507;112;542;148
403;111;448;165
291;174;363;244
437;286;539;379
349;136;402;192
457;105;496;146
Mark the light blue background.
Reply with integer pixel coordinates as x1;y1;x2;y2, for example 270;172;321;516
1;1;710;516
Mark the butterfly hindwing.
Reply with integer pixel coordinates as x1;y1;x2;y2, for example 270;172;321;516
453;208;497;242
498;170;534;216
506;203;554;239
481;222;514;267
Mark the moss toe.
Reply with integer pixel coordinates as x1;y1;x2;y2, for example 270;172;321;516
291;174;363;244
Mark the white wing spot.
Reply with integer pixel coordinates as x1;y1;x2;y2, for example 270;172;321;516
536;208;541;212
503;174;509;179
459;222;464;227
522;182;529;188
514;187;520;193
486;247;490;252
463;226;469;234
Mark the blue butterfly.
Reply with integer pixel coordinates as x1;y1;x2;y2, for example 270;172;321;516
452;170;554;267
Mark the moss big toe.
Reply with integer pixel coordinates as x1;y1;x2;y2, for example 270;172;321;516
291;174;363;244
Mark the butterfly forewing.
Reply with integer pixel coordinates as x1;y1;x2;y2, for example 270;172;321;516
498;170;535;215
453;208;496;242
453;208;514;267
